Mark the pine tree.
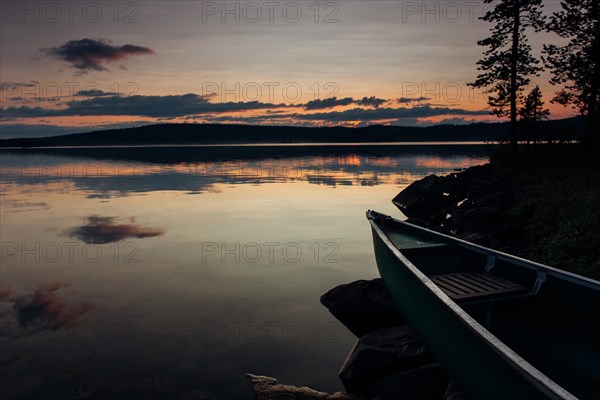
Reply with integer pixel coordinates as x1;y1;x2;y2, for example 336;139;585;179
543;0;600;154
519;85;550;143
470;0;545;149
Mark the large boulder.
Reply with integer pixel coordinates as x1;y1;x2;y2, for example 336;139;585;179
392;175;454;220
367;364;449;400
320;279;404;337
339;326;433;393
246;374;355;400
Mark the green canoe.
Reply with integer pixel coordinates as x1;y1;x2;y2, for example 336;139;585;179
367;210;600;400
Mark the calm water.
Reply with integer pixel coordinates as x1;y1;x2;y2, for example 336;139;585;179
0;144;489;399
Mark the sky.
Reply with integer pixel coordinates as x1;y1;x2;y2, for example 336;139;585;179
0;0;575;138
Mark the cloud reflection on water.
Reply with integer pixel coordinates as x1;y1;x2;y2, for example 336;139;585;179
64;216;165;244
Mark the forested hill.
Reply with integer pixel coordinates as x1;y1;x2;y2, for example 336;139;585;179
0;118;582;147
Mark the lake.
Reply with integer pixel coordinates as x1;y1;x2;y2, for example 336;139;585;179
0;144;489;399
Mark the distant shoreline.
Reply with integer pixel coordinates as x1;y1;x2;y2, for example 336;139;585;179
0;118;582;148
0;141;490;150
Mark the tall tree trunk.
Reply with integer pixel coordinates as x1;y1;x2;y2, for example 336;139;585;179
585;81;598;156
591;2;600;156
510;0;520;153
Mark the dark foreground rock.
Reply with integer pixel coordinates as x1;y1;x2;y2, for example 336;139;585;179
367;364;449;400
246;374;355;400
320;279;404;337
392;164;520;250
444;380;470;400
339;326;433;393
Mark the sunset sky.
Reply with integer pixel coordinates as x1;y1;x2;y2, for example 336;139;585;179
0;1;575;138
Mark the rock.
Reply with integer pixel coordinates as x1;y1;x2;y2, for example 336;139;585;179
455;232;495;247
467;181;503;198
367;364;449;400
463;218;497;235
462;207;502;235
246;374;355;400
474;191;511;210
444;380;469;400
464;207;501;224
392;175;455;220
450;209;467;234
320;279;404;337
339;326;433;393
393;175;440;206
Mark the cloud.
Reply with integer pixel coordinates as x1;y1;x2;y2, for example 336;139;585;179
41;38;155;73
304;97;354;110
203;105;488;126
64;216;165;244
303;96;388;110
0;93;287;119
397;97;430;104
75;89;118;97
294;106;489;123
355;96;387;108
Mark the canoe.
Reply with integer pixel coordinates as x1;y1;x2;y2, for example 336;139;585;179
366;210;600;400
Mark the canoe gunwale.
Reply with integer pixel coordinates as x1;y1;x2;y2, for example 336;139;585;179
367;210;579;400
370;211;600;290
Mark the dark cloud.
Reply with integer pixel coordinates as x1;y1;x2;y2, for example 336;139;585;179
295;106;488;123
65;216;165;244
303;96;388;110
5;283;95;334
204;105;487;126
41;38;155;73
304;97;354;110
397;97;430;104
0;93;287;119
75;89;118;97
355;96;387;108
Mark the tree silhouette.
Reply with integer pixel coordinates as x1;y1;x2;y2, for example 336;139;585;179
470;0;545;150
543;0;600;154
519;85;550;143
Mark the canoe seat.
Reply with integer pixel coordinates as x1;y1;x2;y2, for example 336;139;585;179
430;272;527;301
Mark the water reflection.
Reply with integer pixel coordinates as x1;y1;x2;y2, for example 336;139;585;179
64;216;165;244
0;145;489;399
0;145;489;197
2;283;95;336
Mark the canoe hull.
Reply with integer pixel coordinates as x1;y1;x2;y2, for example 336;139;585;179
367;211;592;399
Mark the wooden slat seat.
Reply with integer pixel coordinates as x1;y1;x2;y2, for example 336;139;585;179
430;272;527;301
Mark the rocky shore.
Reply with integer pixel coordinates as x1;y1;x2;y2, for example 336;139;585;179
392;164;520;251
247;278;469;400
246;154;598;398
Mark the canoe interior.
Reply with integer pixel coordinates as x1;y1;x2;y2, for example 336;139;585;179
369;211;600;400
